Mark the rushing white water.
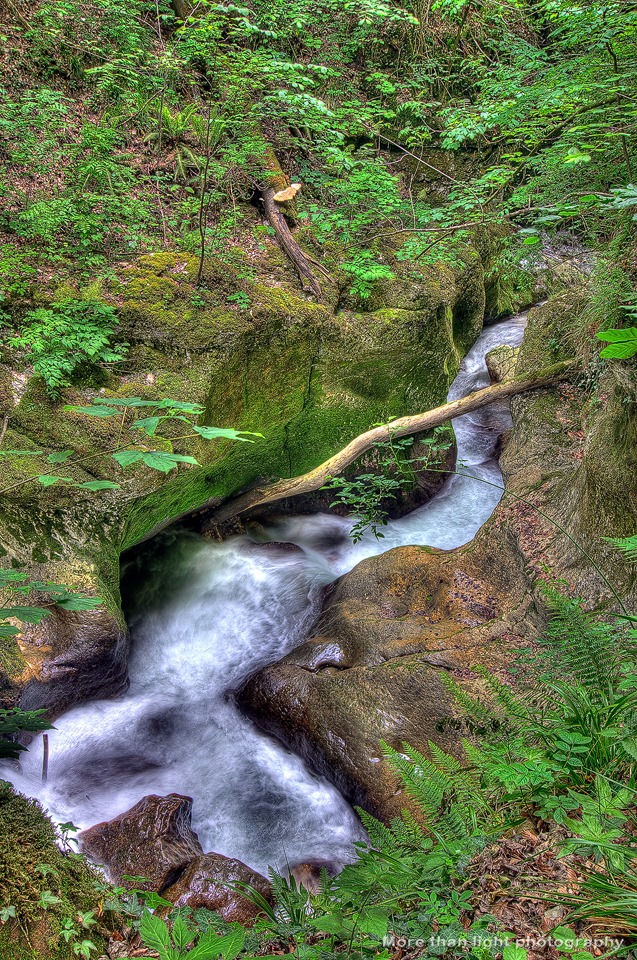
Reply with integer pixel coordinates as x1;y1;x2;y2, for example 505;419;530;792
2;313;526;877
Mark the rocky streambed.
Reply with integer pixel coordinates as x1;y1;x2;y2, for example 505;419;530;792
3;316;526;884
3;298;637;914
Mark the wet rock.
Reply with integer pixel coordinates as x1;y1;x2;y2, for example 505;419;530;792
162;853;273;924
290;860;338;895
238;299;637;825
237;542;529;823
79;794;203;891
15;604;128;721
485;345;519;382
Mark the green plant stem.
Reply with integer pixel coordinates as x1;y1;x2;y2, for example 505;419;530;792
0;425;210;496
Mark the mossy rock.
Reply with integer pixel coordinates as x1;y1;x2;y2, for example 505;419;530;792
516;289;585;377
0;243;487;710
0;783;109;960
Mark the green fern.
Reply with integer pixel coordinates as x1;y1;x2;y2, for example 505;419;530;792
381;740;482;845
539;582;635;699
357;808;402;854
606;534;637;563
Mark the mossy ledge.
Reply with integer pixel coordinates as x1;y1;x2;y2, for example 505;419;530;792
0;245;485;712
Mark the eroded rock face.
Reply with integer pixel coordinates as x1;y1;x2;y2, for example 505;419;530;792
79;794;203;891
237;541;531;823
162;853;273;924
237;298;637;825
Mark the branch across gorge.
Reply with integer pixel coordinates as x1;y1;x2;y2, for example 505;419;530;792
211;359;576;522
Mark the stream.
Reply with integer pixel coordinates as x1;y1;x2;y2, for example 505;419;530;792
3;313;527;878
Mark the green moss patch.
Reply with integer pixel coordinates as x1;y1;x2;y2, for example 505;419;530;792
0;782;107;960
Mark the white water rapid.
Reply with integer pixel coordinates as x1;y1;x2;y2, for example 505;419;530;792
3;313;527;877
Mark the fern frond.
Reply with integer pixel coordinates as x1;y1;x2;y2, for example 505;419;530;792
382;742;445;819
605;534;637;562
539;582;629;697
356;808;400;853
471;665;521;715
397;809;427;847
440;673;500;721
427;742;479;811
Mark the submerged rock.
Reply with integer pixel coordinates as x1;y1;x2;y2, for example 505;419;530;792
162;853;273;924
79;794;203;891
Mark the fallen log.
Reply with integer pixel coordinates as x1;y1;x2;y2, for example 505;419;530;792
211;359;575;522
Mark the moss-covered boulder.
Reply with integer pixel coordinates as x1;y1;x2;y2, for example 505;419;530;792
0;243;486;714
0;783;109;960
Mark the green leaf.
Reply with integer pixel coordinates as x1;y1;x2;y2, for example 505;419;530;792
38;890;61;909
192;426;262;442
170;915;192;952
596;326;637;359
66;405;121;417
552;927;581;950
104;398;158;407
3;606;50;624
133;416;162;436
55;595;102;611
0;571;28;582
140;452;199;473
308;912;354;936
620;737;637;761
47;450;74;463
0;623;21;637
77;480;121;491
38;475;73;486
112;450;145;468
156;398;204;413
355;907;387;937
503;947;527;960
188;926;245;960
139;910;172;960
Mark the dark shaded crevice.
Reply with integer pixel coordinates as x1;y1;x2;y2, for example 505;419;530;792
301;335;321;414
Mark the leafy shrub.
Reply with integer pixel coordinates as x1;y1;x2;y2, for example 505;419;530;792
8;301;127;396
341;252;395;300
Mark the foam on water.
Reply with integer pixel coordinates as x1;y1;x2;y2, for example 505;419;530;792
2;313;526;876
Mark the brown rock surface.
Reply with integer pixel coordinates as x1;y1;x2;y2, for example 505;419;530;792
13;603;128;718
79;794;203;891
162;853;273;924
485;344;518;382
237;298;637;825
237;540;530;823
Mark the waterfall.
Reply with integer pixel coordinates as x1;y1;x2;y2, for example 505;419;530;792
2;313;526;877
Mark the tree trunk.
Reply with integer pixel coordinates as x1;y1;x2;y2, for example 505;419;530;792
262;186;328;299
170;0;189;20
211;359;575;522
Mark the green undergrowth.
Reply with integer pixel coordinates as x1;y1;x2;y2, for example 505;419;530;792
116;571;637;960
